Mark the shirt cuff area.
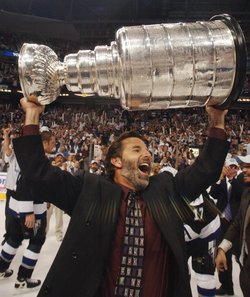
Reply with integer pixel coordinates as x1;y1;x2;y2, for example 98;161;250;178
218;239;233;253
22;125;40;136
208;127;227;140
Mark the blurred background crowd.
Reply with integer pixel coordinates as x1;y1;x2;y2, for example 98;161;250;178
0;103;249;175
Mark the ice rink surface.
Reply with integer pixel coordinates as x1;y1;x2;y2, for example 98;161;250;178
0;200;243;297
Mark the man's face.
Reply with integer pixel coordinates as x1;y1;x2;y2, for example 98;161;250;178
90;162;99;172
55;155;64;165
118;137;152;191
43;136;56;154
228;164;238;176
241;163;250;184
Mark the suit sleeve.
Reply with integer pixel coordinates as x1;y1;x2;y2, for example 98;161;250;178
219;205;242;254
175;137;229;200
13;135;84;215
223;209;241;244
209;181;222;199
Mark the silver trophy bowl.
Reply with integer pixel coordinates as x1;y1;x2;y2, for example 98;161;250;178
18;14;246;110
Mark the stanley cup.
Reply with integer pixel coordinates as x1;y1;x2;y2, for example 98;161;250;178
18;14;246;110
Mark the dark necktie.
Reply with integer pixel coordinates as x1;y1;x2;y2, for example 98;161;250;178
224;181;232;221
114;191;144;297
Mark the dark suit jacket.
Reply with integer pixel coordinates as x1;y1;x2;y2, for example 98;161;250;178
209;174;244;220
224;188;250;261
13;135;229;297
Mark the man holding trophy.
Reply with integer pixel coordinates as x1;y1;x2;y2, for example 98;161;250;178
10;96;227;297
2;13;247;297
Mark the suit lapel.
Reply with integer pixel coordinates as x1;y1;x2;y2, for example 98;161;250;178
98;179;123;255
242;188;250;221
100;179;122;225
143;183;186;268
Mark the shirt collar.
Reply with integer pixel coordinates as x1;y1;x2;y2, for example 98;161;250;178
118;184;141;201
117;184;131;201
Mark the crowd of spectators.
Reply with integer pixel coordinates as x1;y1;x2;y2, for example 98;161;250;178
0;103;249;173
0;31;80;89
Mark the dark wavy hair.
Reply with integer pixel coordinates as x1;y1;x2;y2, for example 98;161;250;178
105;131;143;180
41;130;54;142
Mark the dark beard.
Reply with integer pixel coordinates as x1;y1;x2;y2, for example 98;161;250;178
121;159;149;191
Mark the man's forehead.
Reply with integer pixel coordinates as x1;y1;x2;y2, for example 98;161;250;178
122;137;146;147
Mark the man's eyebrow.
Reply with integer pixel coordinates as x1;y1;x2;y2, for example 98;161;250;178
131;145;141;149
